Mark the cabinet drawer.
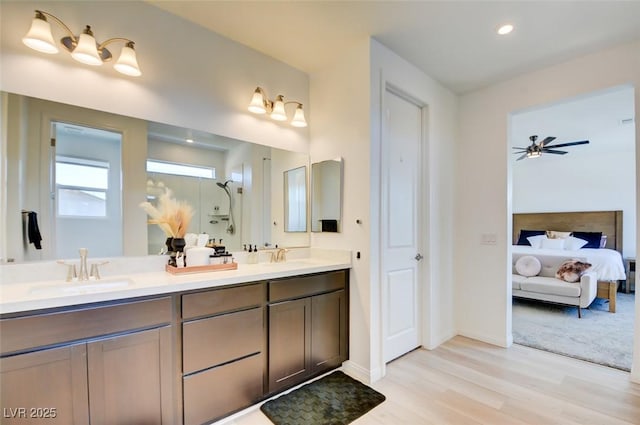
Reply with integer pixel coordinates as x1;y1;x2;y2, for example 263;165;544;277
0;297;172;355
183;353;263;425
183;307;263;374
269;270;346;302
182;283;264;320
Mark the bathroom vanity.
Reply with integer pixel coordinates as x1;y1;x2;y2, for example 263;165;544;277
0;252;350;425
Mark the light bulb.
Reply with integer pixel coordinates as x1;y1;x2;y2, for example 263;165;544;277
291;105;307;127
248;88;267;114
22;13;58;54
114;42;141;76
270;95;287;121
71;27;102;66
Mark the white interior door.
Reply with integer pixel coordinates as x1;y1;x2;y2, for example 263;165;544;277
382;88;423;363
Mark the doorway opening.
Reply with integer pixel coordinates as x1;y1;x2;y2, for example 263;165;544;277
51;122;123;259
509;85;636;371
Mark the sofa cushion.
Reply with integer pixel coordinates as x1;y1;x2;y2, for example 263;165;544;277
520;277;582;297
556;259;592;283
515;255;541;277
511;274;528;290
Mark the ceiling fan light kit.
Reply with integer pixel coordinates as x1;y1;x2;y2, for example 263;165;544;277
513;135;589;161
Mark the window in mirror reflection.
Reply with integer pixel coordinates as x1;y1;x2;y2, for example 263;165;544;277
284;166;307;232
56;157;109;217
146;159;216;179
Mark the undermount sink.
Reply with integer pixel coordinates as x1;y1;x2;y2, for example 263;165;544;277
29;278;134;296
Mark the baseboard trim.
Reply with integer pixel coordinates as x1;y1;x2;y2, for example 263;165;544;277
457;329;511;348
423;328;457;350
342;360;376;384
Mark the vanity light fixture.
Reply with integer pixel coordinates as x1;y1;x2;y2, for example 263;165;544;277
248;87;307;128
22;10;142;77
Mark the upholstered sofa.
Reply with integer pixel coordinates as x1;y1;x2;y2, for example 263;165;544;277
511;253;597;318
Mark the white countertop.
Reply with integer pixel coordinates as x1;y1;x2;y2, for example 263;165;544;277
0;248;351;315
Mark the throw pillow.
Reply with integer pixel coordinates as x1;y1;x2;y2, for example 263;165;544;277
516;229;546;246
515;255;542;277
555;259;592;283
564;236;588;251
571;231;603;249
541;237;565;250
527;234;547;249
546;230;571;239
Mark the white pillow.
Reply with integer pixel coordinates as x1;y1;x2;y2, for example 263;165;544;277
515;255;542;277
541;237;565;250
564;236;588;251
527;234;547;249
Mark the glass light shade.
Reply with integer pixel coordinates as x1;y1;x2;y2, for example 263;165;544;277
71;32;102;66
270;96;287;121
23;16;58;54
248;89;267;114
527;151;541;158
114;44;142;76
291;105;307;127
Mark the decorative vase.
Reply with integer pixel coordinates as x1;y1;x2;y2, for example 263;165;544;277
166;237;176;267
171;237;186;267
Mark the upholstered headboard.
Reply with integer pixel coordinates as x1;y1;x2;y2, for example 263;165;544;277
513;210;623;254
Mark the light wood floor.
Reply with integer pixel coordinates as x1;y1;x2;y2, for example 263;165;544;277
222;336;640;424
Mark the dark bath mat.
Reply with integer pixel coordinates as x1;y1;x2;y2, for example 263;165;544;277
260;371;386;425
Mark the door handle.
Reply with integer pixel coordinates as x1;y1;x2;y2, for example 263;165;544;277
414;253;423;261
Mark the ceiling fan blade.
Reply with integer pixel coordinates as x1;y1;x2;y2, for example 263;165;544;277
543;149;568;155
516;152;528;161
540;136;556;146
512;146;528;149
547;140;589;148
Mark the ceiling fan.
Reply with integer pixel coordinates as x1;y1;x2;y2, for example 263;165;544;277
513;135;590;161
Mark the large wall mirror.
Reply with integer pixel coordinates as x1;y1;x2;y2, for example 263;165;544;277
311;158;343;232
284;166;307;232
2;91;310;263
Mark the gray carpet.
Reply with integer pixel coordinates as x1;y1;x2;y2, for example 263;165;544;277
512;293;635;371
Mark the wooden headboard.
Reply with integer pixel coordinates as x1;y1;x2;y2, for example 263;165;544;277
513;210;623;254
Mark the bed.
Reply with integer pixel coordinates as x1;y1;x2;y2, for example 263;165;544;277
512;210;626;312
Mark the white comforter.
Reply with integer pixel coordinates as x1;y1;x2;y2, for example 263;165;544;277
512;245;626;281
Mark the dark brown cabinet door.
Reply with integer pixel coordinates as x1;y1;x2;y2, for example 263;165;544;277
268;298;311;393
0;344;89;424
311;289;347;373
87;326;173;425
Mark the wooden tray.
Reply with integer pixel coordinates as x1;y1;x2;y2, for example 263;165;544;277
165;262;238;275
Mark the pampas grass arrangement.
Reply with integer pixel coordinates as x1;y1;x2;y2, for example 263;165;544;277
140;188;194;238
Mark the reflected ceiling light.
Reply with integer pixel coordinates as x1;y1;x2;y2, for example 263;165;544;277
248;87;307;128
22;10;142;77
497;24;514;35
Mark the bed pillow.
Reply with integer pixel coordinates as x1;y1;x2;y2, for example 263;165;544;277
556;259;592;283
541;237;565;250
527;234;547;249
517;229;546;246
515;255;542;277
564;236;588;251
600;235;608;249
546;230;571;239
571;231;603;249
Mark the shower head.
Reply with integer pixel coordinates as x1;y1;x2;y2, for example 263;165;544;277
216;179;233;189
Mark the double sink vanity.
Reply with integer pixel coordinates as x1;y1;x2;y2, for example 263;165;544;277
0;249;351;424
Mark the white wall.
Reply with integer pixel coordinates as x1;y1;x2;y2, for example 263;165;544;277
0;1;309;152
512;86;636;257
310;39;373;380
309;38;457;382
456;40;640;382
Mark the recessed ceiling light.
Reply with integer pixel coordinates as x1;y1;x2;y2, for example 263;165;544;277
497;24;514;35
